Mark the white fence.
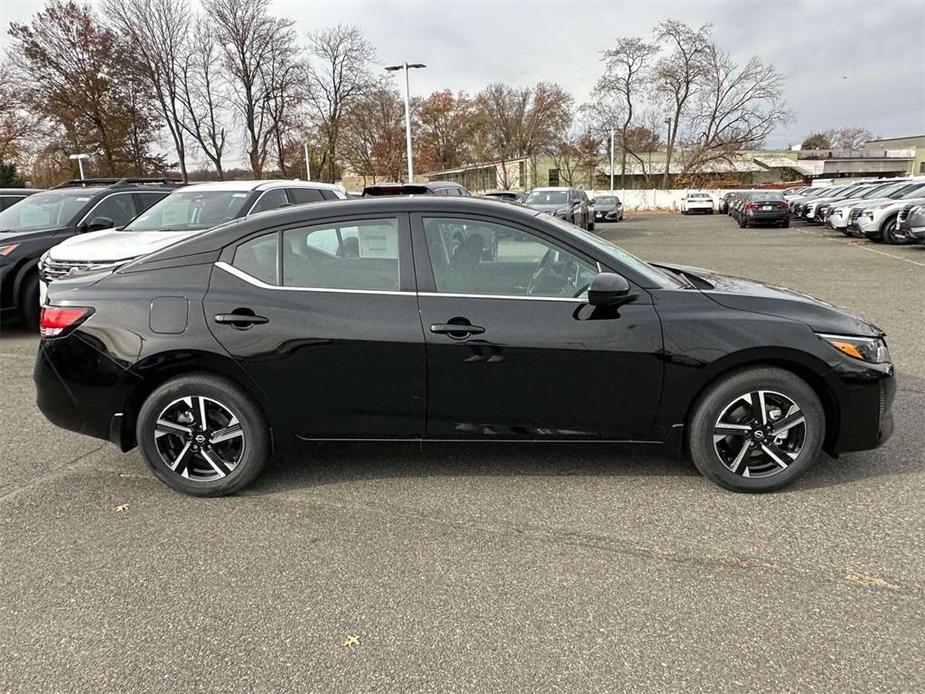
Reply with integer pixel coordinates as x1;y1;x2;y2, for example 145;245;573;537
586;188;729;211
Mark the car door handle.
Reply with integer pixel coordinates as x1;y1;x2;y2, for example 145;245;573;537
214;312;269;328
430;322;485;338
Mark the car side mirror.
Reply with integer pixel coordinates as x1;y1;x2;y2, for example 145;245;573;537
588;272;632;306
86;216;114;232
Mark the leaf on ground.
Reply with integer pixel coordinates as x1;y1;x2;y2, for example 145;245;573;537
342;634;361;648
114;504;129;512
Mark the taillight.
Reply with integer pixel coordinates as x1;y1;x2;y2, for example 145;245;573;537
39;306;94;338
778;202;789;209
745;202;757;209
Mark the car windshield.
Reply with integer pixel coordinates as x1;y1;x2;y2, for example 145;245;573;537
896;184;925;199
526;190;568;205
0;189;94;231
124;190;252;231
541;214;683;289
592;196;618;205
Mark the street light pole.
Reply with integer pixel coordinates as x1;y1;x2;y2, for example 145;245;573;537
385;62;426;183
609;128;615;194
303;142;311;181
663;117;672;188
68;153;90;180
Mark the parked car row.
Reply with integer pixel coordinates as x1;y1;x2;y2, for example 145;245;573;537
723;190;790;228
784;178;925;244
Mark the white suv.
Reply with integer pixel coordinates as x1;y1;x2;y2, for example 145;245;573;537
39;180;345;292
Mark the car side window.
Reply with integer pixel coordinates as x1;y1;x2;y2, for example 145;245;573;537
422;217;597;299
319;190;339;201
282;218;399;291
86;193;137;227
287;188;325;205
134;192;167;215
249;189;289;214
233;232;279;285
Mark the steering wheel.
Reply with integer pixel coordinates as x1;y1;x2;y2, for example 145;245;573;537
526;249;555;295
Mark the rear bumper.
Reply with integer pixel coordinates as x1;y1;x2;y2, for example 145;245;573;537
34;332;140;448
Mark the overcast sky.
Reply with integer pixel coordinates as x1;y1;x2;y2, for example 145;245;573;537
4;0;924;156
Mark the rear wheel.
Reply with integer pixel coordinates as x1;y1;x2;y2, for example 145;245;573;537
739;218;748;228
137;373;270;496
688;367;825;492
19;272;40;331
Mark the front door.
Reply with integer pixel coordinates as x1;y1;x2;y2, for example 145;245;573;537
205;214;425;439
412;214;663;440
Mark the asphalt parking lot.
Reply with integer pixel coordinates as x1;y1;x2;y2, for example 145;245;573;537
1;213;923;692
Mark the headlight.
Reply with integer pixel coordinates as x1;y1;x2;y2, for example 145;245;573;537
862;211;874;219
818;333;890;363
0;243;20;257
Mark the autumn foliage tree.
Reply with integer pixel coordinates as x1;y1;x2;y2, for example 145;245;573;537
7;0;162;180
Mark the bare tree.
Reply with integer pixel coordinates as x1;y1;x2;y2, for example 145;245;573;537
263;38;303;176
475;82;572;188
203;0;295;178
826;126;875;151
341;78;406;184
0;62;40;163
596;38;658;189
653;20;711;187
305;25;376;183
681;42;789;176
178;16;228;179
103;0;192;181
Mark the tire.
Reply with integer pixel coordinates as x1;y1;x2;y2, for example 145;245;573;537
19;272;41;331
688;366;825;492
136;373;270;496
587;221;595;231
738;218;748;228
880;215;906;245
781;220;790;228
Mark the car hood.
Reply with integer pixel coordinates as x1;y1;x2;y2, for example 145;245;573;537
0;227;68;243
654;263;882;338
48;229;202;262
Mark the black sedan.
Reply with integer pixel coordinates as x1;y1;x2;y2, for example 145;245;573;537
35;197;895;496
735;191;790;228
591;195;624;223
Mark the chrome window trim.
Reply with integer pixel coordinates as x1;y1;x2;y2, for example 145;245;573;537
216;261;408;296
418;291;585;303
216;262;586;302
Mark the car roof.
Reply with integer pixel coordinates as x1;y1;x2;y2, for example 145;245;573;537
0;188;42;194
531;187;573;192
181;180;345;193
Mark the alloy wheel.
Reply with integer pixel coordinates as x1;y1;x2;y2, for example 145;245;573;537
154;395;245;481
712;390;806;478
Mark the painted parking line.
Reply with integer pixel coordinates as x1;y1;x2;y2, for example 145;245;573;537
793;226;925;268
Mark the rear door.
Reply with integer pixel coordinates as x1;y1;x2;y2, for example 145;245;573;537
412;213;663;440
204;212;425;439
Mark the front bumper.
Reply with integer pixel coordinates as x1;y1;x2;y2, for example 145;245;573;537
825;357;896;455
595;210;622;221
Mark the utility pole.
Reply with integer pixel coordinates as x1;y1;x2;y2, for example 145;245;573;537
385;62;426;182
609;128;615;194
303;142;311;181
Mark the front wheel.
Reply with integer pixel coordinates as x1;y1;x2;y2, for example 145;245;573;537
881;216;907;245
19;272;41;330
136;373;270;496
688;367;825;492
